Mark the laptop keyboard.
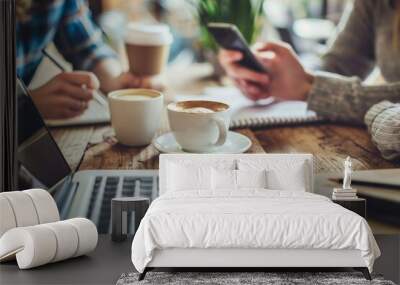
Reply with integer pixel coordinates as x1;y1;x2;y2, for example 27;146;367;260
86;174;159;234
86;176;102;219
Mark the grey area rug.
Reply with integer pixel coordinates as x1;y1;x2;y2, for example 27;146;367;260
116;272;395;285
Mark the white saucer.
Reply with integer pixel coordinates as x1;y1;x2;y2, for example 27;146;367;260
153;131;252;154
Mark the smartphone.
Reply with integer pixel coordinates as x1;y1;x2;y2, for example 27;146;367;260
207;22;267;73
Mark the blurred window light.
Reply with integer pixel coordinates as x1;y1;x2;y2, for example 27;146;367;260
293;18;335;41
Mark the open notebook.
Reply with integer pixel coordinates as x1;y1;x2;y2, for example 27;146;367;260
175;87;321;128
45;94;110;127
29;54;110;127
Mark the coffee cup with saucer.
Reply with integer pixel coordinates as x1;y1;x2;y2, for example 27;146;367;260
153;100;252;153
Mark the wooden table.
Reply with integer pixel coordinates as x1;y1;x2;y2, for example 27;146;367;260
53;123;398;173
52;63;399;172
51;63;400;232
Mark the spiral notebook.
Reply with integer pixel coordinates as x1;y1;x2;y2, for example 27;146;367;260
175;87;321;128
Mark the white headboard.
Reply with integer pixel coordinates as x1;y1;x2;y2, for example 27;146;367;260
159;154;314;195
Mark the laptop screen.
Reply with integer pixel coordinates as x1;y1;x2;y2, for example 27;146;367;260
17;79;72;190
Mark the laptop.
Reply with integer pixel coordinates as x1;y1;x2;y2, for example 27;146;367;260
16;78;159;234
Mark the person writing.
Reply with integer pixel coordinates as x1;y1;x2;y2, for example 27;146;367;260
219;0;400;160
17;0;146;119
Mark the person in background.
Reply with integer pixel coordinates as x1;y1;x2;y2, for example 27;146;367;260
219;0;400;160
17;0;147;119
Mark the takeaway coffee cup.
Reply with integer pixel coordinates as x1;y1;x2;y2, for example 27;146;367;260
124;23;173;76
167;100;231;152
108;89;163;146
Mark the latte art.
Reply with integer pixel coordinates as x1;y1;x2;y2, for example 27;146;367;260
182;107;215;114
168;101;229;113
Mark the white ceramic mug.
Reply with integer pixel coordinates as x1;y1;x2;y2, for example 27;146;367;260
167;100;231;152
108;89;163;146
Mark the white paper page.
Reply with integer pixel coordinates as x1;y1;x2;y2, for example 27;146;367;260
45;99;110;127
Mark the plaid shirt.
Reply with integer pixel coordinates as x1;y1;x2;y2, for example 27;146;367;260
17;0;116;84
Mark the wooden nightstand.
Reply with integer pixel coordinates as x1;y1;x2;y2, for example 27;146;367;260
332;198;366;218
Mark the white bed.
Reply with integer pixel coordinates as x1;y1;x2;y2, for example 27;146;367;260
131;154;380;280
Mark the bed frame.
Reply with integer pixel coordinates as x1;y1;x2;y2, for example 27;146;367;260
139;154;372;281
139;248;370;280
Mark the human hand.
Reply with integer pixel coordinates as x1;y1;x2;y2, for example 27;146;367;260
30;71;98;119
218;42;314;101
100;72;151;93
218;49;270;101
253;42;314;101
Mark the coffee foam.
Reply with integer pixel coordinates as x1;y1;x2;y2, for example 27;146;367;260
168;101;228;113
109;89;162;101
114;94;152;101
124;23;173;46
183;107;215;114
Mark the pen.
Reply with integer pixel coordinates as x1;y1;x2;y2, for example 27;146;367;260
41;49;107;107
42;49;65;71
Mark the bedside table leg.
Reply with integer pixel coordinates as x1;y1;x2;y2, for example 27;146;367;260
354;267;371;280
138;268;148;281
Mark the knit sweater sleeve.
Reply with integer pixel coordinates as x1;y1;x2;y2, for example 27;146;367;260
364;101;400;160
321;0;376;79
307;72;400;125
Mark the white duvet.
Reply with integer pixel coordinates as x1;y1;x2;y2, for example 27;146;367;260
131;190;380;273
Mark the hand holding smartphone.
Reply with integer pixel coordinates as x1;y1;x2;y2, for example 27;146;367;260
207;23;268;73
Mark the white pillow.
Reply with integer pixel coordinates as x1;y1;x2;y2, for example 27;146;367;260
211;169;236;190
166;160;236;192
237;169;267;189
167;162;211;191
238;159;308;191
211;169;267;191
267;164;307;191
